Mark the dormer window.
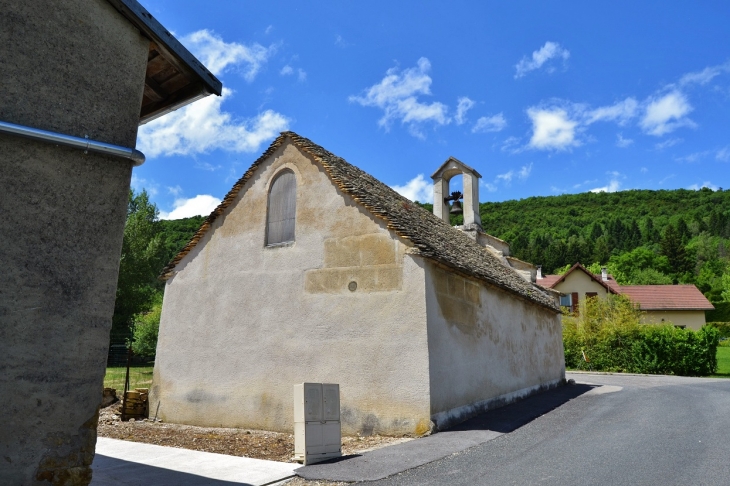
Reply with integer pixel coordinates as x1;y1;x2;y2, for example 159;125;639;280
266;169;296;246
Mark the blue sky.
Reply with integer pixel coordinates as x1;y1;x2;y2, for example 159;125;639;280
133;1;730;219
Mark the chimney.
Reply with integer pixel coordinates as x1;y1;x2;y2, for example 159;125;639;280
431;157;482;229
601;267;608;281
536;265;543;280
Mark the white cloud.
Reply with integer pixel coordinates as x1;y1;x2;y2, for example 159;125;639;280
194;161;222;171
167;185;183;196
515;41;570;78
527;108;578;150
585;98;638;125
590;179;621;193
130;173;159;197
496;170;514;183
616;133;634;148
265;25;273;35
572;179;598;189
716;147;730;162
335;35;349;48
493;163;532;188
480;180;498;192
688;181;718;191
281;65;306;81
159;195;222;220
518;163;533;179
349;58;450;136
455;97;475;125
524;97;638;151
472;113;507;133
500;136;522;153
655;138;683;150
679;61;730;87
390;174;433;203
640;90;695;136
676;150;712;163
182;30;275;80
137;88;290;158
659;174;675;185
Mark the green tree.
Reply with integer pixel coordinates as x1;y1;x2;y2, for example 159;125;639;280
113;189;165;335
660;224;691;282
722;273;730;302
130;294;162;357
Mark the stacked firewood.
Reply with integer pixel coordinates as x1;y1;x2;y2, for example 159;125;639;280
122;388;148;421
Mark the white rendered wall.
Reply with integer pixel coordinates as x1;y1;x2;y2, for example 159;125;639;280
553;271;612;304
641;310;707;330
424;262;565;430
151;141;432;436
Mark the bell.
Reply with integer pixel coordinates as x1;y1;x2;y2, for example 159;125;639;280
449;200;463;215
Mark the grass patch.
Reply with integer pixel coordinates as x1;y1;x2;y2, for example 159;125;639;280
104;365;154;390
711;347;730;378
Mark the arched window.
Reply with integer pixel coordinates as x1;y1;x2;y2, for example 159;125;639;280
266;170;296;246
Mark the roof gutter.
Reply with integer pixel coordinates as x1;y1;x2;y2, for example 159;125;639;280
0;120;145;166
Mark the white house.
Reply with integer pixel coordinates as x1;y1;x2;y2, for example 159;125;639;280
151;132;565;436
538;263;714;329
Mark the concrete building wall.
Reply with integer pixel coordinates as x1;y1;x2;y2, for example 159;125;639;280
152;141;433;436
641;310;707;330
424;263;565;430
0;1;148;484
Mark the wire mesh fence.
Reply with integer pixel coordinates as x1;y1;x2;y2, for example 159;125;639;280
105;328;154;392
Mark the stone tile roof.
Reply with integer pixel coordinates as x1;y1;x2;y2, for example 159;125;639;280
160;132;559;312
619;285;715;311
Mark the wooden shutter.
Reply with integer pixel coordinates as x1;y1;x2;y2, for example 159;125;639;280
266;170;296;245
571;292;579;315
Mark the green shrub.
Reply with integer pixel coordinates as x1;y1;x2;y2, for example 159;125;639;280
563;295;719;376
129;294;162;358
707;322;730;339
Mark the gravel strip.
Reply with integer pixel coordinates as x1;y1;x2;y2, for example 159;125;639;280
98;401;412;464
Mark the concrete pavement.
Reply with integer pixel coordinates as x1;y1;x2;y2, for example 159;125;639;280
296;380;597;482
91;437;297;485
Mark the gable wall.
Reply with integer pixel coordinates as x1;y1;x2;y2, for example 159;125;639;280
152;141;432;436
424;262;564;430
553;271;611;303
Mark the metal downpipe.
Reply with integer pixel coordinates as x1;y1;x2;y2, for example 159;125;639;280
0;120;145;166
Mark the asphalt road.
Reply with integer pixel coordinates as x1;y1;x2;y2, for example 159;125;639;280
368;373;730;486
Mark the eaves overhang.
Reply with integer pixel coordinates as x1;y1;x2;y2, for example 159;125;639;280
106;0;223;124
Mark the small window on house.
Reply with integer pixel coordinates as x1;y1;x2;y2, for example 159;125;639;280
586;292;598;299
266;170;296;246
559;295;572;308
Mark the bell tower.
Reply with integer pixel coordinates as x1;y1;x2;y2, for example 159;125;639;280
431;157;482;229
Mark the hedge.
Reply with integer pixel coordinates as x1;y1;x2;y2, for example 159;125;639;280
564;296;719;376
706;302;730;322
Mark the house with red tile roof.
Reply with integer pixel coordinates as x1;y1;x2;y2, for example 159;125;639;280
537;263;714;330
619;285;715;328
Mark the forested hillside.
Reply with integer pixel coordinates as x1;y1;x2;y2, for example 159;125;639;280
477;188;730;303
116;187;730;356
422;187;730;303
